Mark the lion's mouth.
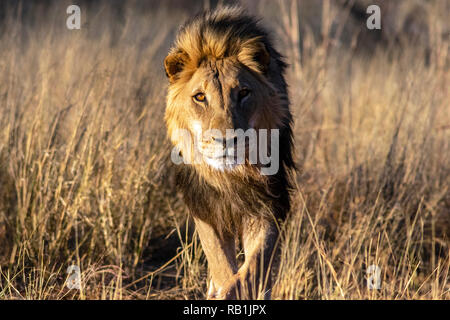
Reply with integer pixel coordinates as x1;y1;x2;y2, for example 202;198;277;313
203;155;239;171
198;144;248;171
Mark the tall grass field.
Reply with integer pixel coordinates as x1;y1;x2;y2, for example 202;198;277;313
0;0;448;299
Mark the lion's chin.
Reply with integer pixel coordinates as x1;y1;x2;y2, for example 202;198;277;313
203;156;240;172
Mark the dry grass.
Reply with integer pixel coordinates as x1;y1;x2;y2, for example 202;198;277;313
0;0;448;300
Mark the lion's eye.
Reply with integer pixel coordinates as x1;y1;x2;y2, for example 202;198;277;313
238;88;250;100
194;93;206;102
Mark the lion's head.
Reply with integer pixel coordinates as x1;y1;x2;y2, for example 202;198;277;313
165;7;293;181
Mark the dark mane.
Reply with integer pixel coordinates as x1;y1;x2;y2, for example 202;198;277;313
169;6;288;77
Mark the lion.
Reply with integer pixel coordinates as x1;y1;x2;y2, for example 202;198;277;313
164;6;294;299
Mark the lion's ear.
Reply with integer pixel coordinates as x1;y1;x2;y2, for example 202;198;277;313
239;41;271;74
254;42;270;73
164;50;188;83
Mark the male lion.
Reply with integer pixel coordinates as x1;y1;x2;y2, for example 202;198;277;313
164;7;294;299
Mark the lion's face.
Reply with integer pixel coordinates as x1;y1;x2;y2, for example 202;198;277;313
166;56;285;172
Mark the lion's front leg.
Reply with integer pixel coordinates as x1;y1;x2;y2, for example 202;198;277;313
235;217;279;300
192;217;238;299
211;218;278;300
